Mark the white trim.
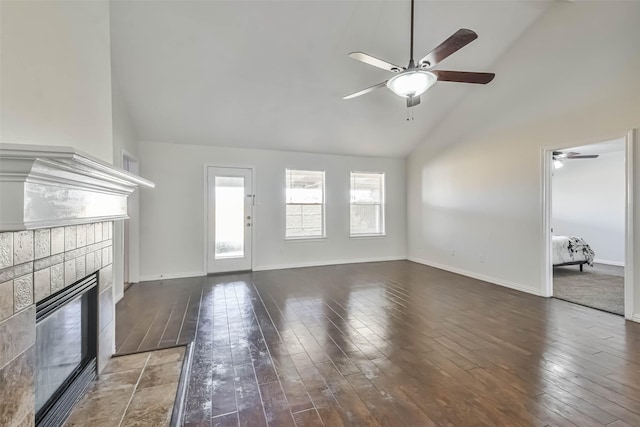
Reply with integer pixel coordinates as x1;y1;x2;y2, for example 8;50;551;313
631;313;640;323
0;143;154;187
593;259;625;267
121;148;139;165
284;236;328;242
139;271;206;282
113;148;141;302
625;129;636;321
0;143;153;232
408;257;544;297
2;215;130;231
138;257;406;279
253;256;406;272
541;147;554;297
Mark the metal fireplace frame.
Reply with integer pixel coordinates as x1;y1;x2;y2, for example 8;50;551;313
35;273;99;427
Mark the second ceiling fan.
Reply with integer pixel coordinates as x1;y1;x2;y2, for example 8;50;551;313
344;0;495;108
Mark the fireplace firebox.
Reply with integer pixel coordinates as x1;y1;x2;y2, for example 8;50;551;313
35;273;99;427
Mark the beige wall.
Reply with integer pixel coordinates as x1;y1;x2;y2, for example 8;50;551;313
0;0;113;163
407;1;640;309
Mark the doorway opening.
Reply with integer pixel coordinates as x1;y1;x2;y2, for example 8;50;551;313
121;151;139;295
550;139;626;315
543;131;638;318
205;166;254;274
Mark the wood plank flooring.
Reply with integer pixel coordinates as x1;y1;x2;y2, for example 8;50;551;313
115;261;640;426
115;276;205;354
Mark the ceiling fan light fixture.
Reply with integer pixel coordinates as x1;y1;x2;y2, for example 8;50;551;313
386;70;437;98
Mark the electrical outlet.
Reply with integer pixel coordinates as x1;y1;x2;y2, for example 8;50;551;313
479;254;485;263
450;249;455;256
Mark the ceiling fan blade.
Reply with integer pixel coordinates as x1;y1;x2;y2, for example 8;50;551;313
343;81;388;100
567;155;600;159
433;70;495;84
348;52;404;73
418;29;478;68
407;95;421;108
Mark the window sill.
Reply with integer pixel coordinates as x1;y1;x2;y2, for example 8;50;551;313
285;236;327;242
350;234;386;239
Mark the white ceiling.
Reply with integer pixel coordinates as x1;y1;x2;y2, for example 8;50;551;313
110;1;550;158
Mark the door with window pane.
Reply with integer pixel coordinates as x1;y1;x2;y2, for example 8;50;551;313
207;167;253;273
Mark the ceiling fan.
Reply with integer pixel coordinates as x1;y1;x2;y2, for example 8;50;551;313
552;151;599;168
343;0;495;108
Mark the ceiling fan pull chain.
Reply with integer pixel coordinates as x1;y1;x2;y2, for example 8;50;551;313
406;108;415;121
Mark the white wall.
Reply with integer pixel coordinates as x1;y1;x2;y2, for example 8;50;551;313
552;149;625;265
0;0;113;163
138;141;406;280
407;2;640;298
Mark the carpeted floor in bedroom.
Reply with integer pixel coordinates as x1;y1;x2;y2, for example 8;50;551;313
553;262;624;315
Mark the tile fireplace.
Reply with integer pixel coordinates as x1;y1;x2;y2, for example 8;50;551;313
0;144;153;426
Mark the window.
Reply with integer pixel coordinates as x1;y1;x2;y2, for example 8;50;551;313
285;169;325;239
350;172;385;236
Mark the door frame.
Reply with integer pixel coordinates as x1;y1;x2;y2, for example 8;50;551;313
122;149;140;285
203;163;256;274
541;129;636;321
113;148;140;302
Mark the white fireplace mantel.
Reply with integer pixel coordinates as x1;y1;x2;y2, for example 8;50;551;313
0;143;154;231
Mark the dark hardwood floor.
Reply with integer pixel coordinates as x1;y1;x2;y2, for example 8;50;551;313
115;261;640;426
115;276;204;354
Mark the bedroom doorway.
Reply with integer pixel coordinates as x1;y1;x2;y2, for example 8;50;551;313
543;133;633;317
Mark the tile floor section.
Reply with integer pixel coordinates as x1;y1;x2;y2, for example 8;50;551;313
64;346;185;426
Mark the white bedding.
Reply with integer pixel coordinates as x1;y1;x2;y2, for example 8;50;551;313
552;235;595;266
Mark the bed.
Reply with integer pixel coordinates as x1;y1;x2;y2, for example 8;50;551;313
552;235;596;271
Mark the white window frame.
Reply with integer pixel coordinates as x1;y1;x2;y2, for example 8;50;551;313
350;171;386;237
285;169;326;240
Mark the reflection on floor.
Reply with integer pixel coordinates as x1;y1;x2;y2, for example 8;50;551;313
554;262;624;315
64;346;185;427
116;260;640;427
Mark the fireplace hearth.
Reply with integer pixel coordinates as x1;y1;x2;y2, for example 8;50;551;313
35;272;98;426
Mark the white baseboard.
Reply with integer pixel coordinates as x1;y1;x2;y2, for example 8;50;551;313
630;313;640;323
593;258;625;267
139;271;206;282
407;257;543;297
252;256;406;272
138;257;407;281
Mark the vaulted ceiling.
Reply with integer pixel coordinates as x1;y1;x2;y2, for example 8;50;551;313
110;1;550;157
